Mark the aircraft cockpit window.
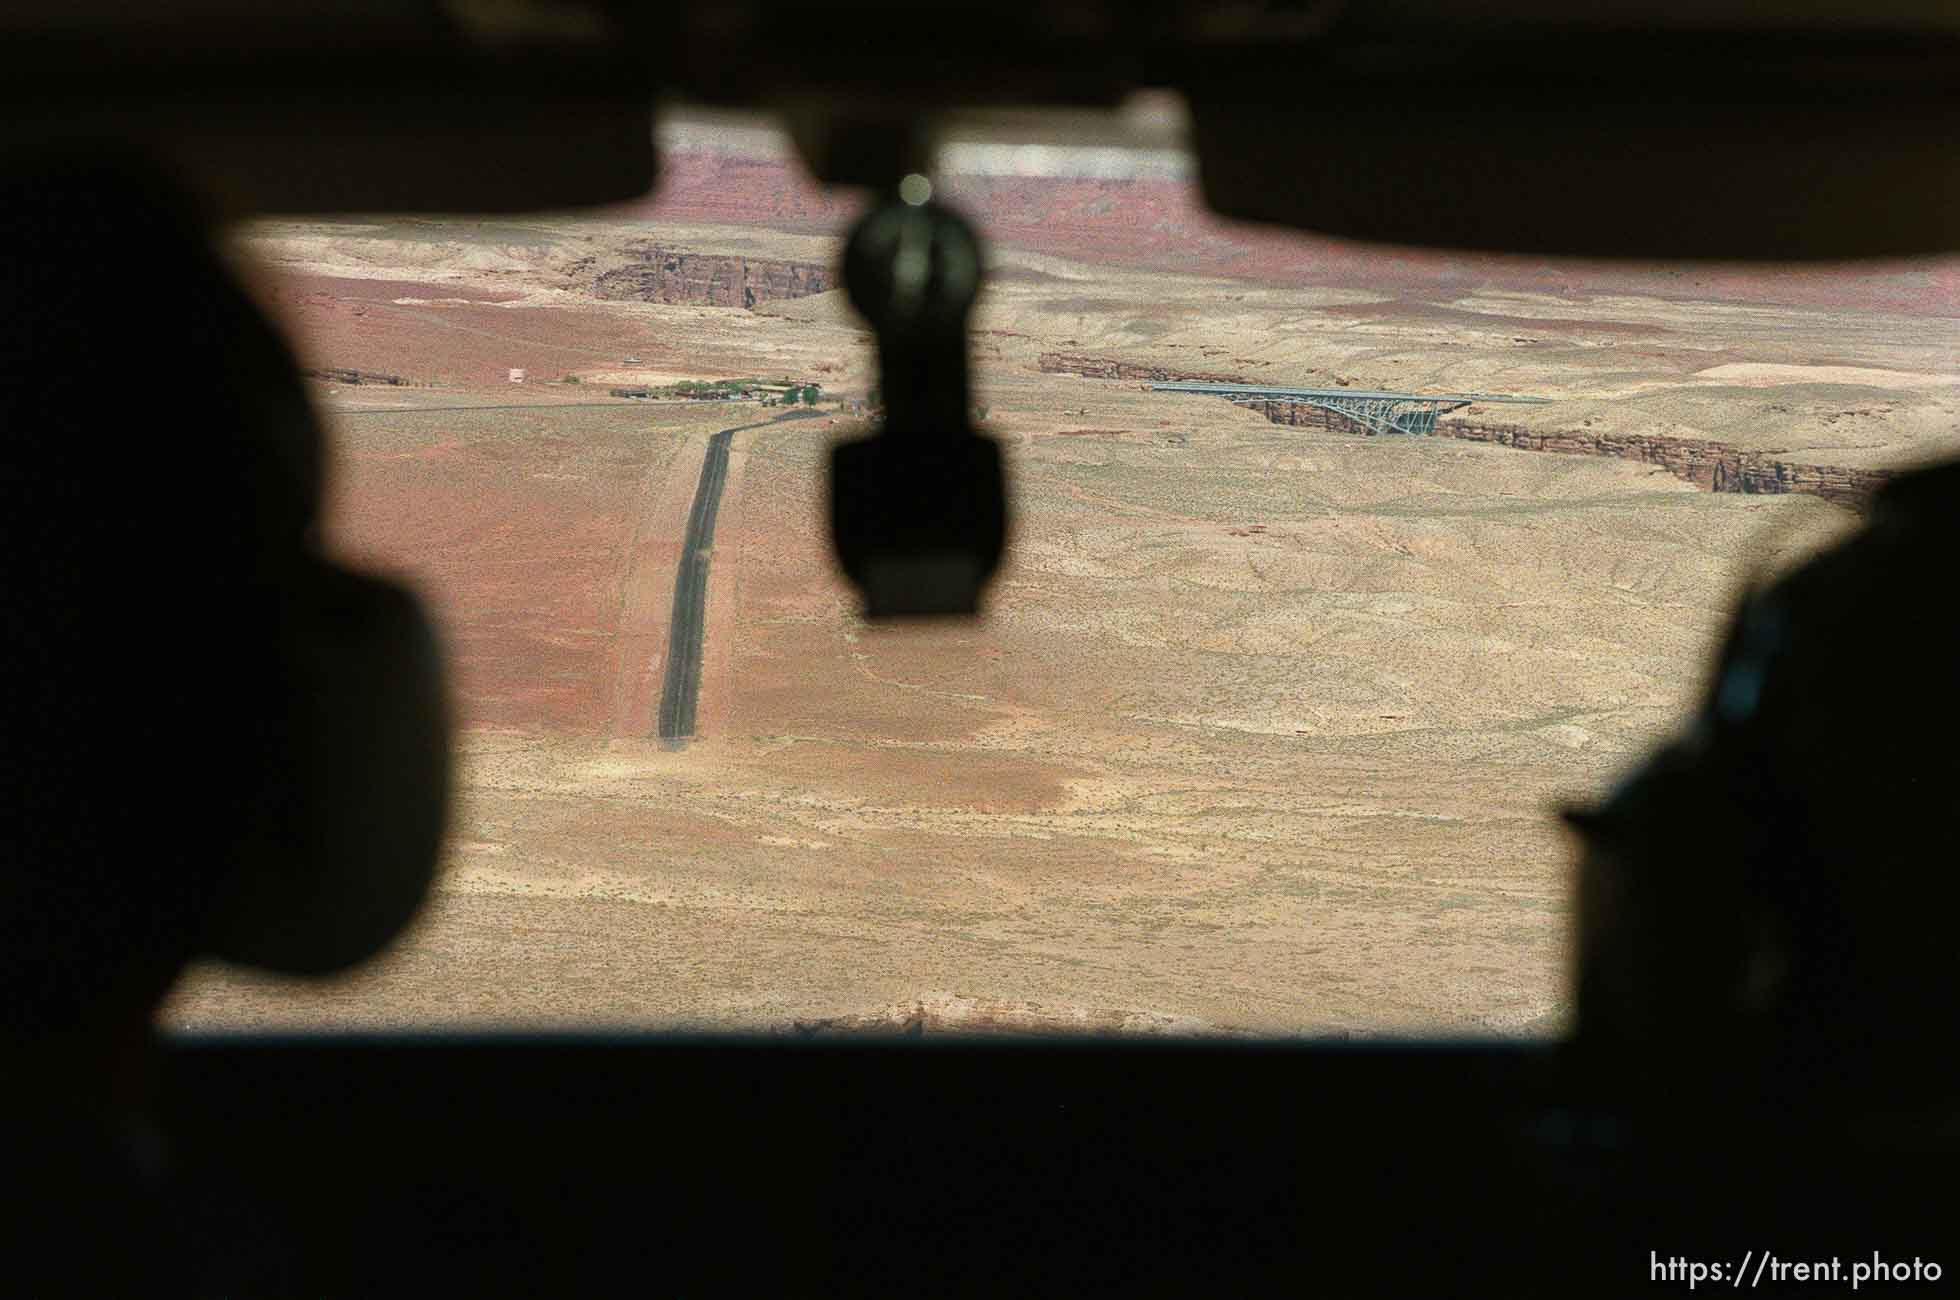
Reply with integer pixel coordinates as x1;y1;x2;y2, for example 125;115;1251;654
162;106;1960;1040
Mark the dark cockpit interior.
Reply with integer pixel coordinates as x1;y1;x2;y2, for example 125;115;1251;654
4;2;1958;1294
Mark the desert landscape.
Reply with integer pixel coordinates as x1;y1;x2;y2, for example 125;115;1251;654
165;124;1957;1038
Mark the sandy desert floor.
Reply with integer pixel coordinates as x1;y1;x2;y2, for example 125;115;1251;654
165;182;1953;1038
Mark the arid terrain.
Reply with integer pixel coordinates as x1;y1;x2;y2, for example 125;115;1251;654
166;133;1957;1038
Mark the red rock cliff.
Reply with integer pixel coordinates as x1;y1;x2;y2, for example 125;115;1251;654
1432;419;1892;508
1037;351;1247;384
592;243;830;309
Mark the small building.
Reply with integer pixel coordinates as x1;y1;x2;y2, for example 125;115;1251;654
509;368;526;384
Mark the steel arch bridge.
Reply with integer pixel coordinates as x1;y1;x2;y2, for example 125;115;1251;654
1147;380;1549;436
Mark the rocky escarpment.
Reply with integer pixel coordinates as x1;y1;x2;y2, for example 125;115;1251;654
773;992;1240;1039
1039;350;1246;385
1042;352;1893;510
305;366;406;386
1240;400;1893;509
1433;420;1891;507
591;242;830;309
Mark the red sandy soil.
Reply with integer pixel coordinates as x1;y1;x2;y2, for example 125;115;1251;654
257;273;689;387
633;148;1959;318
326;412;663;733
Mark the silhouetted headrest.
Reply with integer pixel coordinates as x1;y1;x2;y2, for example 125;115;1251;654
0;148;333;1037
0;146;322;564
